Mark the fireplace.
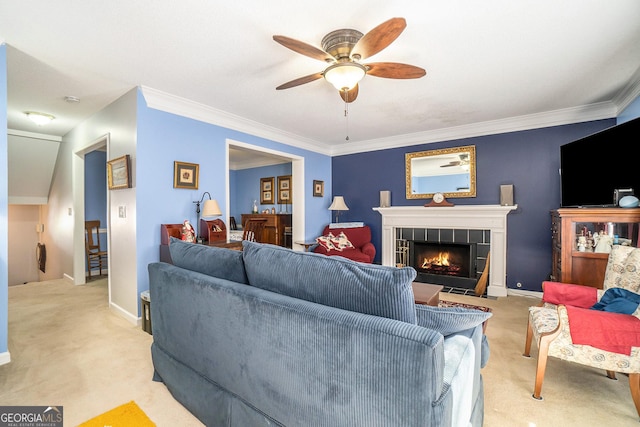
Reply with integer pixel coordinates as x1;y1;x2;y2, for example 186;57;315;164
374;205;516;297
410;240;478;289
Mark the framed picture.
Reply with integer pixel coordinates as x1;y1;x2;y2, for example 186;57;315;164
107;155;131;190
174;161;199;189
260;177;275;204
313;180;324;197
278;175;292;204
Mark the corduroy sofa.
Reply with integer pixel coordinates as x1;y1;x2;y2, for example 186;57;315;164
148;238;491;426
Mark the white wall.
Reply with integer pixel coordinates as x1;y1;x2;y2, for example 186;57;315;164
7;205;40;285
48;88;138;322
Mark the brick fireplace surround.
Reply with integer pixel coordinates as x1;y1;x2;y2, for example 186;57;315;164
374;205;517;297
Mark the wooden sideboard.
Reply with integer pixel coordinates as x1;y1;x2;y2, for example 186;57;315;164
551;208;640;288
241;214;292;247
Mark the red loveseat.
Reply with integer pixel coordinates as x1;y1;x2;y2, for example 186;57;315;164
313;225;376;263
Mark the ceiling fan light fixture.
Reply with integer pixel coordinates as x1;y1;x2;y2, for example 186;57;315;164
25;111;55;126
324;63;366;91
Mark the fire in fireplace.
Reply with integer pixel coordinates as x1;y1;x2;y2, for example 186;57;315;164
409;241;478;289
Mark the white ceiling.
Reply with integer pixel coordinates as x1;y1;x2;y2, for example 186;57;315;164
2;1;640;158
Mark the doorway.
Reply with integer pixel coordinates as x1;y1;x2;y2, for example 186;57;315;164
226;139;305;248
74;134;110;285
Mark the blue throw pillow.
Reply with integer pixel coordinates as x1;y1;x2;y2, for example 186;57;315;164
168;237;248;284
415;304;492;336
242;241;417;324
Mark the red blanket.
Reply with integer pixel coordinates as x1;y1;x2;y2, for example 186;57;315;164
542;281;597;308
565;305;640;355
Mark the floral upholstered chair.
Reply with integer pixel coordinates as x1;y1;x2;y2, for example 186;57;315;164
523;245;640;418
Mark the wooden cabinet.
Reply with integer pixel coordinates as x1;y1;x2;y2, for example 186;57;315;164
241;214;291;247
551;208;640;288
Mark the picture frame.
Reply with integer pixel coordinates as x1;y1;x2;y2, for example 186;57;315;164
278;175;292;204
107;155;131;190
174;161;199;189
313;180;324;197
260;177;275;204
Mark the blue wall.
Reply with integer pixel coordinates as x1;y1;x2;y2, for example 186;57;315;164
332;119;615;292
232;163;292;223
0;44;7;357
135;90;332;295
84;150;107;252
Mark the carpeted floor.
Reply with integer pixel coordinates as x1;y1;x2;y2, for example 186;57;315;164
0;278;637;426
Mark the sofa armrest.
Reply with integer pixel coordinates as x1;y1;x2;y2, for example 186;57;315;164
542;281;597;308
442;325;483;427
361;242;376;262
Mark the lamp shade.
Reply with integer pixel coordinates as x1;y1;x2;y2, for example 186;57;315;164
202;199;222;218
324;63;366;91
328;196;349;211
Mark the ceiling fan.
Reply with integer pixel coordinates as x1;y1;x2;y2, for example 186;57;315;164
273;17;426;103
441;154;470;168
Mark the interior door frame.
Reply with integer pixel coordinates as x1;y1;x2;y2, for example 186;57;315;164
73;133;110;290
226;139;305;249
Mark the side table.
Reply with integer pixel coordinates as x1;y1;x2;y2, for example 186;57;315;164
295;241;317;252
412;282;444;307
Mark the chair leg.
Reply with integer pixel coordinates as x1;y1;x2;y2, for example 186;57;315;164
629;373;640;419
532;334;552;400
523;315;534;357
86;255;92;279
606;370;617;380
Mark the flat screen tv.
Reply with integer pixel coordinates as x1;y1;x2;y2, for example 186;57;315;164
560;117;640;207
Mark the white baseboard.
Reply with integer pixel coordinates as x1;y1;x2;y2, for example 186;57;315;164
507;288;542;299
109;301;138;326
0;351;11;366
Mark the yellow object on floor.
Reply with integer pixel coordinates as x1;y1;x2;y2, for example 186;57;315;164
78;401;155;427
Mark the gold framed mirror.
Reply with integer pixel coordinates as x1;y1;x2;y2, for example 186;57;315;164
406;145;476;199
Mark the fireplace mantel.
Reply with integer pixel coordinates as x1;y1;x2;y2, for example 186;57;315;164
373;205;517;297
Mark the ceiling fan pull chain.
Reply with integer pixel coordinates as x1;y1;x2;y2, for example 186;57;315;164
344;90;350;141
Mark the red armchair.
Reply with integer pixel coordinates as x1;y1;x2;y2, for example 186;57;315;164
313;225;376;263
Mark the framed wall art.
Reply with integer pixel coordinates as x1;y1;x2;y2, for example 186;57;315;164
278;175;292;204
313;180;324;197
260;177;275;204
107;155;131;190
174;161;199;189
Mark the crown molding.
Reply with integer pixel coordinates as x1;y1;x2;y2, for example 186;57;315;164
330;102;617;156
140;86;332;156
613;66;640;114
141;85;625;159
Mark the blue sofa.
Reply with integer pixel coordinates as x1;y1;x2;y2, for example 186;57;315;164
148;239;491;426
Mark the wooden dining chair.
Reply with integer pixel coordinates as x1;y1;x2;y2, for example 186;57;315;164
85;220;108;279
242;218;267;243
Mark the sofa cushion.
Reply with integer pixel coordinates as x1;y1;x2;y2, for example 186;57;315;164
169;237;248;284
242;241;417;323
415;304;492;336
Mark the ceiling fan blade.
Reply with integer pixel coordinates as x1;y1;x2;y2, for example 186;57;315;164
339;85;359;103
276;72;324;90
366;62;426;79
350;17;406;60
273;35;335;63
